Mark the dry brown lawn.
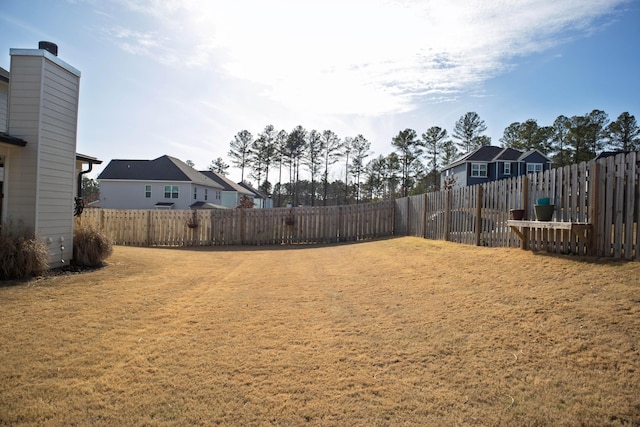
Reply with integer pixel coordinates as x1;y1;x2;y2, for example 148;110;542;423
1;237;639;426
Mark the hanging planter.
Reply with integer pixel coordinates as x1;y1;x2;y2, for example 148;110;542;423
187;211;199;228
284;208;294;226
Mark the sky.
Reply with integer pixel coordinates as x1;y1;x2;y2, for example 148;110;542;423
1;0;639;183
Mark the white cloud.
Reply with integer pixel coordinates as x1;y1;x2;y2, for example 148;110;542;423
105;0;628;117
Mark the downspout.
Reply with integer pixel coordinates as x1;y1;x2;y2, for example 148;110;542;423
75;161;94;216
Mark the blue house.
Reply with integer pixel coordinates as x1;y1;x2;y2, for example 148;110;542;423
440;146;551;189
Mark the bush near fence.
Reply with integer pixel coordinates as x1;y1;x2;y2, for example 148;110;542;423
77;152;640;260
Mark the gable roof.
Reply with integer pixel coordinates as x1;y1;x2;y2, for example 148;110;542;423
236;181;269;199
98;155;223;189
0;67;8;83
442;146;550;171
199;170;252;195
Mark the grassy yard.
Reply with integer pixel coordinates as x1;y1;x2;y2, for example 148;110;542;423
1;237;639;426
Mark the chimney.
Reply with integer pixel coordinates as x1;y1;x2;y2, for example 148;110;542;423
38;41;58;56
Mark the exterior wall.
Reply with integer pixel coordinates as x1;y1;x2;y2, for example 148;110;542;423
522;152;551;171
100;180;222;209
221;191;241;208
495;161;517;180
0;79;7;132
6;49;81;268
444;164;468;188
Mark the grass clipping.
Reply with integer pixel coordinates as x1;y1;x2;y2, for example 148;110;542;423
0;237;639;426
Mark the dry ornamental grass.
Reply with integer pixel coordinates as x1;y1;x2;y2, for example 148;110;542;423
0;237;639;426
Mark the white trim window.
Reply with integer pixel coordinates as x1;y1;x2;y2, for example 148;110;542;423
527;163;543;174
504;162;511;175
164;185;179;199
145;184;151;198
204;188;208;201
193;186;197;200
471;163;488;177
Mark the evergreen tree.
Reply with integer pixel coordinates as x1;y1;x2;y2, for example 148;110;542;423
452;112;488;153
391;128;423;197
228;130;253;182
606;112;640;151
422;126;448;191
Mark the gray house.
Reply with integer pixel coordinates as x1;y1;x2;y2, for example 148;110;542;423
441;146;551;189
98;155;225;210
1;42;101;268
199;170;255;209
236;181;273;209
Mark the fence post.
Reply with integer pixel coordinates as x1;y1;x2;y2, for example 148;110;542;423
240;208;245;245
522;175;529;219
444;190;451;242
475;185;483;246
590;162;600;255
146;210;152;246
423;193;428;238
406;197;410;236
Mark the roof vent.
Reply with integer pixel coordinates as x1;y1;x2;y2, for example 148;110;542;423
38;41;58;56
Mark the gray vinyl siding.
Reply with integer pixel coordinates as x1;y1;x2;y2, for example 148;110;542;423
6;51;80;267
0;81;7;132
100;181;224;210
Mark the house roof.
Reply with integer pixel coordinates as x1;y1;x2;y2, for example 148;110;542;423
442;145;550;171
0;67;8;83
199;170;253;195
98;155;223;189
76;153;102;164
190;201;228;210
236;181;269;199
0;132;27;147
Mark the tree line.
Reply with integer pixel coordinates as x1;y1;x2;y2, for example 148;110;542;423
209;110;637;207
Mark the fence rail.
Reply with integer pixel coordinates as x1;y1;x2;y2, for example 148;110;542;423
77;152;640;260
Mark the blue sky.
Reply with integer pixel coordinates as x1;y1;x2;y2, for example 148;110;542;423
1;0;639;183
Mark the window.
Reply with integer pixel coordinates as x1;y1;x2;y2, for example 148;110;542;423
527;163;543;174
204;189;208;201
145;184;151;198
504;163;511;175
164;185;179;199
471;163;487;177
193;187;197;200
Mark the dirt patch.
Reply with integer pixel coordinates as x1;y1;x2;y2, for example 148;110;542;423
1;237;639;426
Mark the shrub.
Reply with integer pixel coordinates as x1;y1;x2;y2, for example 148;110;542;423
73;225;113;267
0;224;49;280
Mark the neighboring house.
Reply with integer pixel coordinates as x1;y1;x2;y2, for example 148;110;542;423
440;146;551;189
1;42;101;268
237;181;273;209
199;170;255;209
97;155;225;210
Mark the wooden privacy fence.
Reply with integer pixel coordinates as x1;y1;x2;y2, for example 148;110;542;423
395;152;640;259
76;200;395;247
77;152;639;260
